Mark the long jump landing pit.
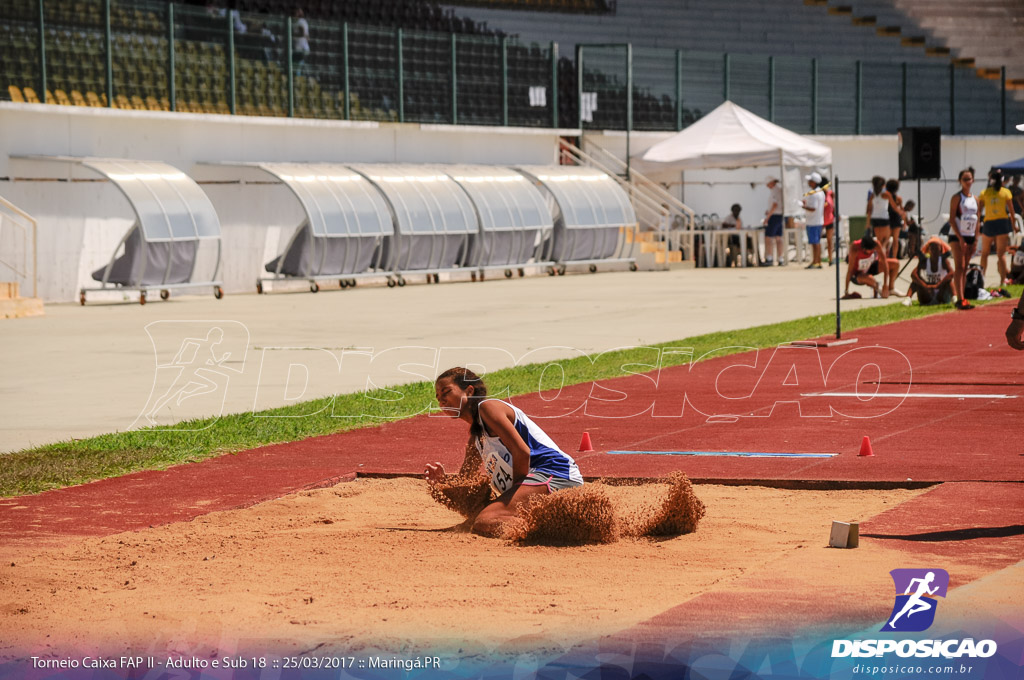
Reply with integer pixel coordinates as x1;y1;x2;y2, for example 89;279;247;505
0;304;1022;678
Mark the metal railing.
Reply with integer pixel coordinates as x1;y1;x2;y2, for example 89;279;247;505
0;195;39;299
1;0;1021;134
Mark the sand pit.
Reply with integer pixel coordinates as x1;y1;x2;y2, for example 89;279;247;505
0;478;928;661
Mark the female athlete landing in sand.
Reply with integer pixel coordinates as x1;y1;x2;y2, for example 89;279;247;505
424;367;584;536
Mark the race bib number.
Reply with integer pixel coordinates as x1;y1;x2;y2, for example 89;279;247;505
484;449;514;494
960;215;978;235
857;257;874;273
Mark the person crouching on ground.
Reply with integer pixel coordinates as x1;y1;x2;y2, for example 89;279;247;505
909;236;954;306
424;367;584;536
845;232;898;298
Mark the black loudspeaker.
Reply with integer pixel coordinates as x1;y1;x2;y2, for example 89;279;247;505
898;127;941;180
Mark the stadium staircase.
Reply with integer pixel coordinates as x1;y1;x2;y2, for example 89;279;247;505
811;0;1024;93
558;138;696;270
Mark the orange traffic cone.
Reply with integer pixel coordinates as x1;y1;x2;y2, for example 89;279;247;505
858;436;874;457
578;432;594;452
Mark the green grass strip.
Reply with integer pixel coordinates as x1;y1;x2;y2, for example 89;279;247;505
2;288;1019;497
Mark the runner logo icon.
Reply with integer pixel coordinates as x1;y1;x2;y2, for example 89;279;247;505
881;568;949;632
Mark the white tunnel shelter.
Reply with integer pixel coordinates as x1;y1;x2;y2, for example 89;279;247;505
222;162;395;292
20;155;224;304
516;165;638;268
348;163;478;276
443;164;554;272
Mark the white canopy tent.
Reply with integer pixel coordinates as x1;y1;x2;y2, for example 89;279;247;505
634;101;833;217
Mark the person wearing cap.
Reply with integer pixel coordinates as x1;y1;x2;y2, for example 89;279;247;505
800;172;825;269
762;176;784;266
844;232;898;299
908;236;954;306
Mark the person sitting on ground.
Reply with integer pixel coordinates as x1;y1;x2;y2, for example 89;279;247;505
800;172;825;269
909;236;954;306
844;232;898;299
424;367;584;537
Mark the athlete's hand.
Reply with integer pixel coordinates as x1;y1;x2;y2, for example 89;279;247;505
424;462;446;484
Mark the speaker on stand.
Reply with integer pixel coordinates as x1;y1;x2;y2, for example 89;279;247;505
898;127;941;259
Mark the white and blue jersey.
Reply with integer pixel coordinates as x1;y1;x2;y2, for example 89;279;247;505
477;398;584;493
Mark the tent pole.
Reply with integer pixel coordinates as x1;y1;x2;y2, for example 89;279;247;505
834;174;841;340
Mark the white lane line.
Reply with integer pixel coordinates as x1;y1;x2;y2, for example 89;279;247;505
802;392;1017;399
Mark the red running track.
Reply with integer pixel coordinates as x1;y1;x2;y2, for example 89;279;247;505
1;301;1021;542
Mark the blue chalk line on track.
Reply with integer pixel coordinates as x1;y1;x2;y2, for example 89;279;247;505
607;451;838;458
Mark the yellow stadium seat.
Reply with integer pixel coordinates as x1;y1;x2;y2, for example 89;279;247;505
130;94;147;110
70;90;87;106
8;85;25;102
55;89;72;106
85;90;104;106
115;93;131;109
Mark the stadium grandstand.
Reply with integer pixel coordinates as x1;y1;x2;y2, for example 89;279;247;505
2;0;1022;133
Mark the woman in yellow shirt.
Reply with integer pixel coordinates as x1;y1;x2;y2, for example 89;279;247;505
979;168;1020;284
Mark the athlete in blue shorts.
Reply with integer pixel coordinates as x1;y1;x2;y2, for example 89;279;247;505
425;367;584;536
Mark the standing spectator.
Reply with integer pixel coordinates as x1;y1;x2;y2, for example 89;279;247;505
1007;173;1023;216
800;172;825;269
819;175;835;266
762;176;784;266
903;200;922;260
908;236;954;306
948;167;979;310
978;168;1019;284
885;178;906;257
865;176;901;256
292;8;311;76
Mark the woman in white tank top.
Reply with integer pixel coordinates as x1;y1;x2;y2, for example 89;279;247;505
949;168;979;310
866;175;899;253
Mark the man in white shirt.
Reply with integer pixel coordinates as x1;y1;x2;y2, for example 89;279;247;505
800;172;825;269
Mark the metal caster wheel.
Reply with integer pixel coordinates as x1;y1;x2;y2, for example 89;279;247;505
396;276;406;287
547;266;556;276
160;289;170;300
256;281;264;295
139;292;147;305
433;273;440;284
518;268;525;277
340;279;349;289
310;282;319;293
387;278;396;288
629;262;638;272
557;265;567;276
588;264;597;273
214;286;224;299
504;269;513;278
348;279;357;287
79;291;86;306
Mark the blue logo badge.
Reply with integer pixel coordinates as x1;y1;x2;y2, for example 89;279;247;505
881;569;949;632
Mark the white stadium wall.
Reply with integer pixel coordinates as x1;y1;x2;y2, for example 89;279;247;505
2;102;1023;302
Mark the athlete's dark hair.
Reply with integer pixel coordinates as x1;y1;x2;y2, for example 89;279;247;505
436;367;488;441
988;167;1003;191
958;167;975;183
885;178;900;194
871;176;885;195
